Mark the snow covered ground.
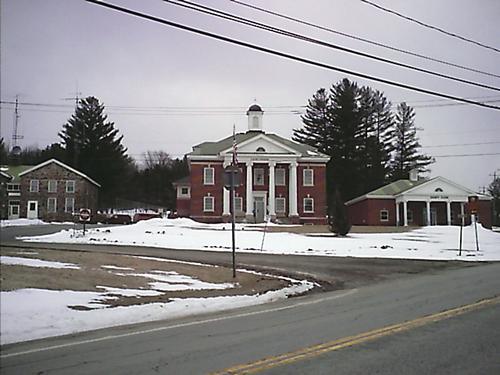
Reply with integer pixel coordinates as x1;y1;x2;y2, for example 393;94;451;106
0;254;313;345
0;218;49;227
20;218;500;261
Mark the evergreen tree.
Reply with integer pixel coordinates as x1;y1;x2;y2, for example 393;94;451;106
389;103;433;180
59;96;131;206
327;188;351;236
293;88;332;154
0;138;8;164
488;176;500;226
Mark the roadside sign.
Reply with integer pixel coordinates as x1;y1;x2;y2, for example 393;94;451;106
79;208;91;222
468;195;478;214
224;166;241;189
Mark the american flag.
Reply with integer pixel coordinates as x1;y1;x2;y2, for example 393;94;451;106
232;124;238;166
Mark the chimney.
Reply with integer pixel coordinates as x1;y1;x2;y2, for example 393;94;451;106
409;168;418;182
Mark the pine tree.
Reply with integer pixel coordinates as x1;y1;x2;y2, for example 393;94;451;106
293;88;332;154
59;96;131;206
389;102;433;180
327;188;351;236
488;176;500;226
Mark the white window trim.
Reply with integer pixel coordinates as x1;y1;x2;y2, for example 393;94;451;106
275;169;285;186
254;168;265;186
303;197;314;213
203;196;215;212
234;196;243;212
275;197;286;213
177;186;191;198
203;167;215;185
65;197;75;213
47;197;57;213
30;179;39;192
303;169;314;186
48;180;58;193
7;183;20;191
380;209;389;222
66;180;75;193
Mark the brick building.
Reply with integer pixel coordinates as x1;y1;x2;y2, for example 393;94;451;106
4;159;100;221
174;104;329;224
346;172;493;228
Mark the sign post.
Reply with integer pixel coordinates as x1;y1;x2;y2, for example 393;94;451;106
468;196;480;252
224;166;240;278
79;208;91;236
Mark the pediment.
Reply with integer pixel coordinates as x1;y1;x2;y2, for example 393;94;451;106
221;134;300;155
402;177;475;197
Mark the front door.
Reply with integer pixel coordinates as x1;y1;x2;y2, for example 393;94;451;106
430;208;437;226
8;201;20;219
253;197;265;223
27;200;38;219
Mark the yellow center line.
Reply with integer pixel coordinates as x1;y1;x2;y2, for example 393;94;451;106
210;296;499;375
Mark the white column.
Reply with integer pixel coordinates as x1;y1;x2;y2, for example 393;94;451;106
223;161;230;216
245;161;253;219
268;161;276;218
403;200;408;226
446;200;452;225
395;201;400;226
289;161;298;217
426;200;431;226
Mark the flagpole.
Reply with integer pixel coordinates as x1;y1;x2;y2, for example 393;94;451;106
231;124;237;278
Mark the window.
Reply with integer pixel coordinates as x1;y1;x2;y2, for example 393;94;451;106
380;209;389;222
203;167;214;185
254;168;265;185
256;147;266;152
276;197;286;213
48;180;57;193
178;186;190;198
203;196;214;212
275;169;285;186
66;180;75;193
234;196;243;212
303;197;314;213
30;179;39;192
47;197;57;213
9;201;20;216
65;197;75;213
303;169;314;186
435;187;443;192
7;184;20;191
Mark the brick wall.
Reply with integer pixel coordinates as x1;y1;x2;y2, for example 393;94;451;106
348;198;396;226
297;163;327;224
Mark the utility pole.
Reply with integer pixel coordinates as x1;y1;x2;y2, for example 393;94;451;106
11;95;24;156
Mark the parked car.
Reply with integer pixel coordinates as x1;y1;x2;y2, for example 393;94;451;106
105;214;132;225
133;212;161;223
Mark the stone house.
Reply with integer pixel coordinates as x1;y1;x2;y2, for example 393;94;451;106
4;159;100;221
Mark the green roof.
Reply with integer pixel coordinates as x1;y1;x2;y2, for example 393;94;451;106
368;178;430;196
0;165;33;183
190;131;328;158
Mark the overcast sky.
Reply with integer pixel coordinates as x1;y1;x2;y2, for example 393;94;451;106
1;0;499;192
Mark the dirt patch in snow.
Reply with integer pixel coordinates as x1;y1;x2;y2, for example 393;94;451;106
0;246;289;309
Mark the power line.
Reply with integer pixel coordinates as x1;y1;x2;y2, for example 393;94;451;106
164;0;500;92
229;0;500;79
360;0;500;54
433;152;500;158
83;0;500;111
421;141;500;148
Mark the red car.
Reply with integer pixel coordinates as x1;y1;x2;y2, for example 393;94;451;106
133;213;162;223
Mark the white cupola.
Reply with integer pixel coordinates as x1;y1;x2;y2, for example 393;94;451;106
247;104;264;132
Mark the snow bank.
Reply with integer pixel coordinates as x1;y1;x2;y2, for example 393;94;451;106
0;218;47;227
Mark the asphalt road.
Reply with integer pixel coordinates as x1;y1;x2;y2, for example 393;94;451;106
1;224;499;374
